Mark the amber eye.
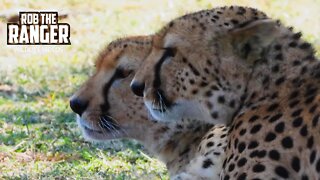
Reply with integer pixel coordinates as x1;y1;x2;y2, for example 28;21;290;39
114;68;133;79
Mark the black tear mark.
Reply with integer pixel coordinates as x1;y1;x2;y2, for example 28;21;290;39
100;68;128;112
153;48;176;88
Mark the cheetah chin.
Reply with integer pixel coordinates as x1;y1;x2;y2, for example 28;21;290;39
144;99;213;123
76;116;107;141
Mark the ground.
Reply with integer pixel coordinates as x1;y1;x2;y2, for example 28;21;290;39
0;0;319;179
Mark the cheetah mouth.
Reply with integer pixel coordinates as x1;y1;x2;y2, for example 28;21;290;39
80;124;114;141
77;115;121;141
151;104;177;112
151;89;175;111
77;116;120;137
82;125;103;134
152;107;168;112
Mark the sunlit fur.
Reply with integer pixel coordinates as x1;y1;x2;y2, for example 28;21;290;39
132;6;320;179
71;36;229;178
132;6;271;125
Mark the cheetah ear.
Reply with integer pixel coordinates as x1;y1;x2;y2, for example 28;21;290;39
228;19;280;64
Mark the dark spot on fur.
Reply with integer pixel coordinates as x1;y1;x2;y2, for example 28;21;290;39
292;32;302;40
238;142;246;153
291;156;300;172
229;100;236;108
269;150;280;160
228;163;235;172
249;115;260;123
237;173;247;180
275;76;285;86
253;164;266;173
218;95;225;104
292;117;303;127
299;42;311;49
207;142;214;147
292;109;303;117
307;136;314;149
281;136;293;149
275;166;289;178
269;113;283;123
231;19;239;24
288;41;297;47
265;132;276;142
292;60;301;66
289;100;300;108
275;122;285;133
300;125;308;136
248;141;259;149
250;124;262;134
275;53;283;60
272;65;280;73
202;159;213;168
211;112;219;119
267;103;279;112
312;114;319;127
310;150;316;164
274;44;282;50
237;157;247;167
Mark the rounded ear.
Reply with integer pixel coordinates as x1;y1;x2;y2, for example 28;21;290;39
221;19;280;65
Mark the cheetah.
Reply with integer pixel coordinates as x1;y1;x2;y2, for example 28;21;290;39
131;6;320;179
69;36;229;179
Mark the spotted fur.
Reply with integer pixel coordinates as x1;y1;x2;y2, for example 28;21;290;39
70;36;229;179
173;125;229;180
131;6;320;179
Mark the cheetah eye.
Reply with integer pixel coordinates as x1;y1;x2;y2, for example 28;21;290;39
114;68;133;79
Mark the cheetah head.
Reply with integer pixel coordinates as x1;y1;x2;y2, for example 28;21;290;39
69;36;153;141
131;6;280;124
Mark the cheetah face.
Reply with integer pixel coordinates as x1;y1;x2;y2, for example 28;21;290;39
131;7;279;124
70;36;152;141
131;45;214;123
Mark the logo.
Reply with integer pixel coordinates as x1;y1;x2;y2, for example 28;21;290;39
7;11;71;45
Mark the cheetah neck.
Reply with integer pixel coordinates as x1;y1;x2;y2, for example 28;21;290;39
206;25;319;125
241;26;319;110
135;120;211;175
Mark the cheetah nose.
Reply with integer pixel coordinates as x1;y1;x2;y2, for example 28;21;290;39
130;81;145;97
69;98;89;116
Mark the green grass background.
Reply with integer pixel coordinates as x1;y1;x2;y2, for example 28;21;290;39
0;0;319;179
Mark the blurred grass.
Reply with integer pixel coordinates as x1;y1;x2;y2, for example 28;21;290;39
0;0;319;179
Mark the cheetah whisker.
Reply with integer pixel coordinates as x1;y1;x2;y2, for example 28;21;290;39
102;115;129;137
98;119;116;138
101;116;121;136
157;91;168;116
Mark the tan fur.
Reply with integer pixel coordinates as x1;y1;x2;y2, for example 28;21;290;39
70;36;230;179
132;6;320;179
